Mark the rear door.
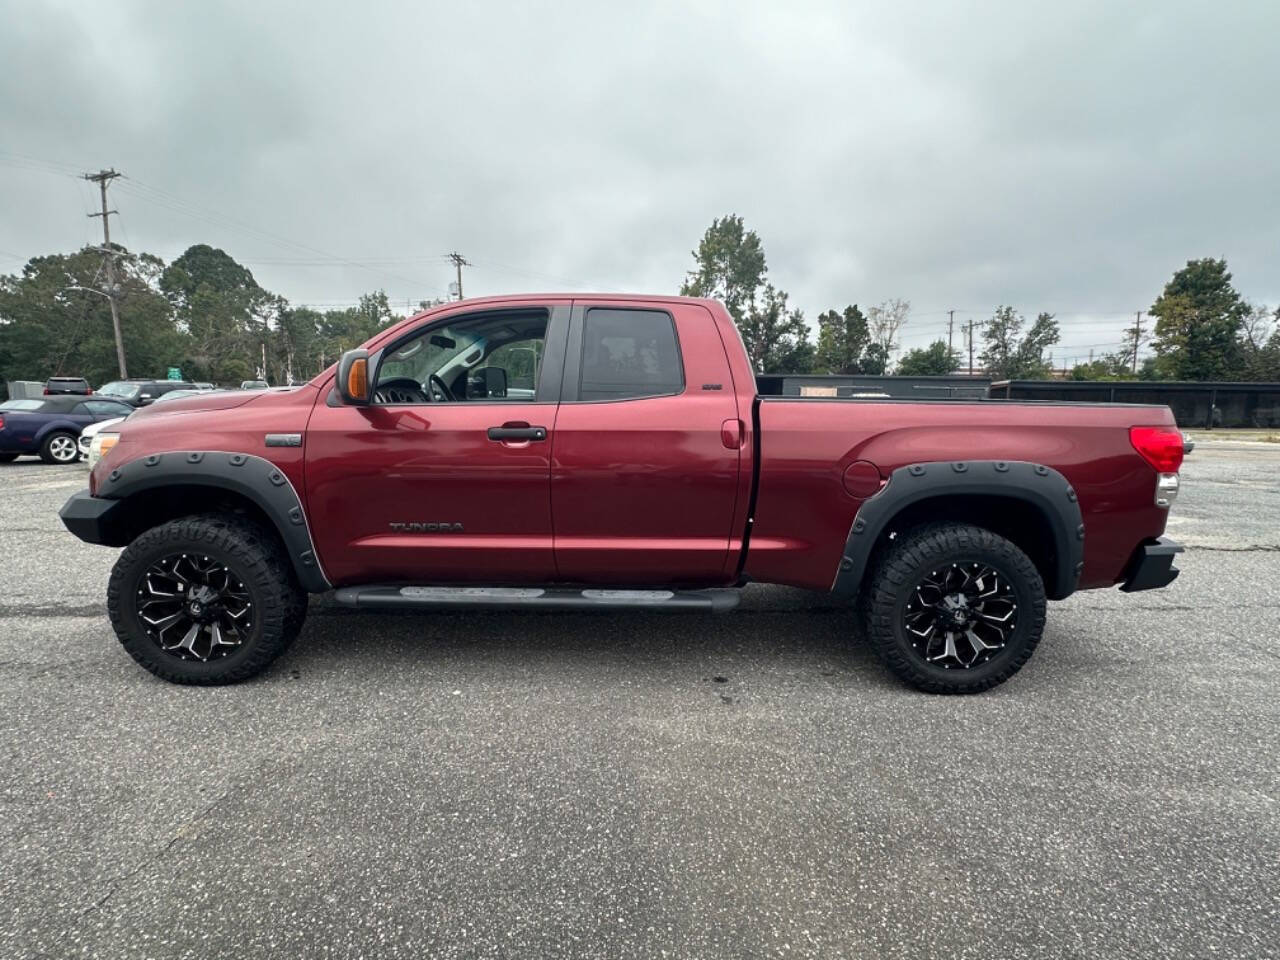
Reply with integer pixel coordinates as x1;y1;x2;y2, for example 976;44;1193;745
550;300;743;585
305;301;570;586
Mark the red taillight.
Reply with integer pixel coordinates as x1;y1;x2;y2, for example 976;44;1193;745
0;415;5;429
1130;425;1184;474
86;387;93;395
43;387;50;395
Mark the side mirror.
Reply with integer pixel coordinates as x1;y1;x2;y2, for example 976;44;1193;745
138;393;153;404
337;349;371;405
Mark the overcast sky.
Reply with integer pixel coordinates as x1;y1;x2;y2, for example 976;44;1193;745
2;0;1277;365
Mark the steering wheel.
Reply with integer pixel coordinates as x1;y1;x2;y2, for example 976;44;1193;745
427;374;456;402
372;377;430;404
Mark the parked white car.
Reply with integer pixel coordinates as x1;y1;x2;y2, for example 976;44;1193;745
78;416;125;467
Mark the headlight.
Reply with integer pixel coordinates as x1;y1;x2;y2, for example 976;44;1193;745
88;433;119;470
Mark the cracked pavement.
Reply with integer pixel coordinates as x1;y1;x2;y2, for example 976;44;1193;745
1;441;1278;959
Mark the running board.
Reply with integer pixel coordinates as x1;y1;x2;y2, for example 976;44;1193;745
333;585;741;613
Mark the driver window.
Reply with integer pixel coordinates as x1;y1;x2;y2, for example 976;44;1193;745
373;310;549;404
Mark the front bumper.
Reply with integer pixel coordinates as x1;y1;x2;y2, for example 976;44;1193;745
1120;536;1183;592
59;488;124;545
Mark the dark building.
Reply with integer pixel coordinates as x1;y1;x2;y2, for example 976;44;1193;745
990;380;1280;428
757;374;992;400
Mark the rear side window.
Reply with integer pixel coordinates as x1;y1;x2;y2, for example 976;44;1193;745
579;308;683;402
1;399;44;411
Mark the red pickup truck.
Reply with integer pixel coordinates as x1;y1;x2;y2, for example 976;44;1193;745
60;294;1184;693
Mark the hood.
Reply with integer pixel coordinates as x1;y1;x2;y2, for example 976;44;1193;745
129;391;263;418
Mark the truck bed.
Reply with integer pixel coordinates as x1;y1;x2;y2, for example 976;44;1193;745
745;397;1176;592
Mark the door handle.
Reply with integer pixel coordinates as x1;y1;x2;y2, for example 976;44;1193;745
487;425;547;441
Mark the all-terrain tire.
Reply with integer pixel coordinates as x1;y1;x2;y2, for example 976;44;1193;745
107;514;308;684
859;522;1047;694
39;430;79;464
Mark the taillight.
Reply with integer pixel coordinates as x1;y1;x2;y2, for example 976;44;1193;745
1130;425;1184;474
0;415;5;430
43;387;50;395
86;387;93;395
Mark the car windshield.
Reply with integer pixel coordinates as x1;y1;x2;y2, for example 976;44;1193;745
153;389;204;403
1;399;44;411
98;381;141;399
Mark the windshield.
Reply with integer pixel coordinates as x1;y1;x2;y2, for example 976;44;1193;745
98;381;141;399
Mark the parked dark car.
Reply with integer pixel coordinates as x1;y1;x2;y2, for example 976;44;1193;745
44;376;92;395
96;379;196;407
0;396;135;463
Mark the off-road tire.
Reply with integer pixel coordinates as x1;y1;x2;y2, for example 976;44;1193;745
39;430;79;464
107;514;308;685
859;522;1047;694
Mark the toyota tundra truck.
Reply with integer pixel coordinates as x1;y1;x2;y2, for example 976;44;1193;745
59;294;1185;693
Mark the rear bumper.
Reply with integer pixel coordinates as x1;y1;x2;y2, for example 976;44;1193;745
1120;536;1183;592
59;488;123;545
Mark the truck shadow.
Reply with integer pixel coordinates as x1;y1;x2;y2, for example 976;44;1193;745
275;588;893;689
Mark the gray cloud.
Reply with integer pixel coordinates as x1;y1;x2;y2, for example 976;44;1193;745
2;0;1277;364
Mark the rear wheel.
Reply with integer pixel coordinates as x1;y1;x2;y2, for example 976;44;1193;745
39;431;79;464
860;522;1046;694
107;514;307;685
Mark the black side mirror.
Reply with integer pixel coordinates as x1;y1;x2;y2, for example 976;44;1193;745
337;349;371;405
467;367;507;399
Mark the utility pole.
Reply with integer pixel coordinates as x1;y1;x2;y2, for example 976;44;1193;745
947;309;955;354
965;316;977;375
1131;311;1143;373
447;251;470;300
83;169;127;378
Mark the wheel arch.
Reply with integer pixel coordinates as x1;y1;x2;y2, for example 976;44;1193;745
85;451;329;593
833;460;1084;601
37;420;81;442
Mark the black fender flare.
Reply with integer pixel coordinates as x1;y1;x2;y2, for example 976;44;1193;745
63;450;330;593
832;460;1084;601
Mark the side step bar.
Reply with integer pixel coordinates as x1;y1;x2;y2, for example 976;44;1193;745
333;585;741;613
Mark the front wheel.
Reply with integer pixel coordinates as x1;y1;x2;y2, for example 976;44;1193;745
860;522;1047;694
106;515;308;685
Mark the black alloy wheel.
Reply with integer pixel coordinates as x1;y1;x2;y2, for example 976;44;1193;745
902;562;1018;669
136;553;255;661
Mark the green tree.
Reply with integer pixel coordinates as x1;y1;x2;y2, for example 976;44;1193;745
0;246;185;389
161;244;271;383
861;342;890;376
1068;355;1135;381
980;307;1060;380
1238;303;1280;381
814;304;870;373
896;339;961;376
317;291;399;365
681;215;812;372
1149;258;1249;380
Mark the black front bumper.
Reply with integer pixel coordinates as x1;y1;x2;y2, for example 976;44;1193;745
1120;536;1183;592
59;488;124;545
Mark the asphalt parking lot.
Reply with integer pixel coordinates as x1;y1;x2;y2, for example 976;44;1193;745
1;442;1277;959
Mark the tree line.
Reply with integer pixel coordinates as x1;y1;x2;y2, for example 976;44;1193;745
3;221;1277;392
681;215;1280;382
0;243;411;390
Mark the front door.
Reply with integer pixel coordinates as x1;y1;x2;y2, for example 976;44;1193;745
305;302;570;586
550;300;743;585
